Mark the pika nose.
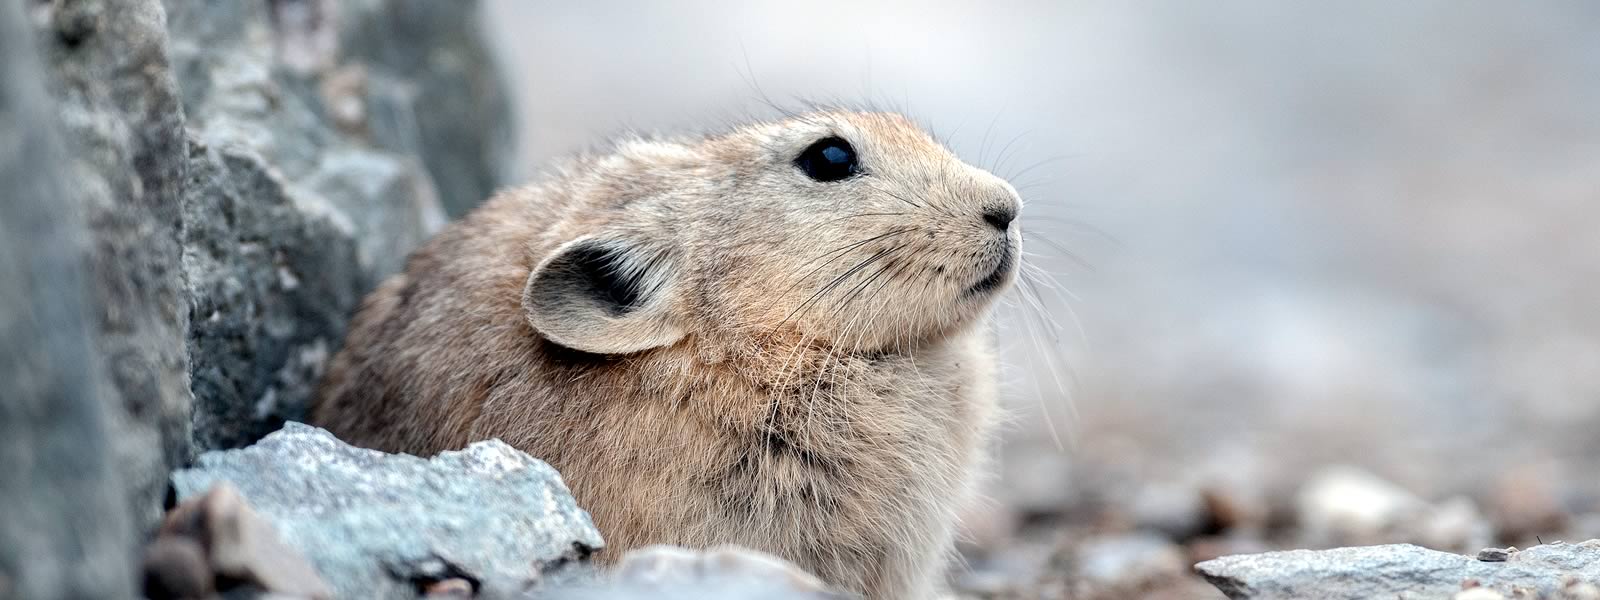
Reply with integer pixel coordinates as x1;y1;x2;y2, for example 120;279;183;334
982;205;1016;231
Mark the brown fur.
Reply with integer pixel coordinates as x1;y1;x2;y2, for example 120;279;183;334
311;112;1021;599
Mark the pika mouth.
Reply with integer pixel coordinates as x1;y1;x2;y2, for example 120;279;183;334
964;244;1016;297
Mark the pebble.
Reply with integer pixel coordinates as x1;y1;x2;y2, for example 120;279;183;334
1475;547;1516;562
150;482;331;599
1296;465;1425;546
1072;532;1189;595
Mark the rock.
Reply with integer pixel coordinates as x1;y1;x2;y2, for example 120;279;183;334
1297;465;1426;545
179;137;365;450
155;483;332;599
1296;465;1492;552
1075;533;1189;589
1202;486;1270;533
1477;547;1517;562
952;528;1062;597
28;0;196;534
171;423;603;598
163;0;450;450
1197;540;1600;600
545;545;843;600
1489;463;1571;544
1421;497;1496;554
0;0;138;595
1131;481;1211;540
335;0;513;217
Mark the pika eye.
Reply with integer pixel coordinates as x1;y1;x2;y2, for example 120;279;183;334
794;136;859;182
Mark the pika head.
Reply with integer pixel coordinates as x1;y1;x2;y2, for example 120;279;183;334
526;111;1022;361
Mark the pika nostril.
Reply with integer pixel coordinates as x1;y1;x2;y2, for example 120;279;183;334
981;205;1016;231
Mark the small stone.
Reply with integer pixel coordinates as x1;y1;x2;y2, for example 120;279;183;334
1131;481;1209;539
1202;485;1268;533
1296;465;1425;546
1420;496;1494;553
1075;532;1188;589
1477;547;1515;562
158;482;332;599
1489;464;1570;543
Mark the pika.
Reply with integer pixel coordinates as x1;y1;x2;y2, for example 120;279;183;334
311;111;1021;599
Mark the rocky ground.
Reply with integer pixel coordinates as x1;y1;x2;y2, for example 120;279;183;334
133;423;1600;599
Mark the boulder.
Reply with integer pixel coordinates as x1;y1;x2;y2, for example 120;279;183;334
337;0;514;217
27;0;196;534
162;0;452;450
171;423;604;598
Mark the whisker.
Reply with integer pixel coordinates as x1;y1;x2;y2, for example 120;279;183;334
831;245;912;316
1004;155;1073;185
782;243;905;325
1022;228;1095;272
1010;268;1075;452
781;228;917;296
992;130;1032;177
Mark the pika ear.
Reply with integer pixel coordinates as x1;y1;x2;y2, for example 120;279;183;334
522;236;686;355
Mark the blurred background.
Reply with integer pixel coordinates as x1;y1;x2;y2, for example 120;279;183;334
483;1;1600;597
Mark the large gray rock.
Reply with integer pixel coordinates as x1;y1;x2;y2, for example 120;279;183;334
163;0;484;449
172;423;604;599
180;138;366;452
337;0;514;217
29;0;196;534
1196;541;1600;600
0;1;137;597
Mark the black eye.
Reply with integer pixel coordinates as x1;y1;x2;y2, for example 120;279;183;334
794;136;859;182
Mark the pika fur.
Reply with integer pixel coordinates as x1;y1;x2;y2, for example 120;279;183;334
311;111;1022;599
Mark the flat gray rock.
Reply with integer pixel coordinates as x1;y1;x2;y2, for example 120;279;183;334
1197;541;1600;600
172;423;604;599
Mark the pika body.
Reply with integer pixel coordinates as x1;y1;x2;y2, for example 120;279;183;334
312;111;1023;599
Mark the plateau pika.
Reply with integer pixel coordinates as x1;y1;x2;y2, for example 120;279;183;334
312;111;1022;599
